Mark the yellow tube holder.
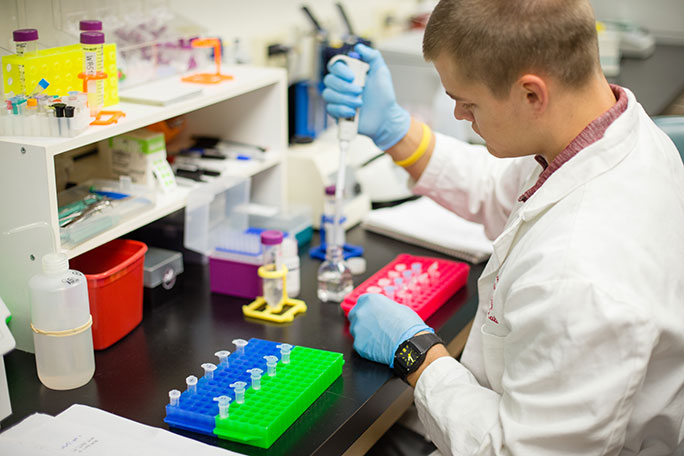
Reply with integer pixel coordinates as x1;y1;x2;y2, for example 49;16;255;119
243;265;307;323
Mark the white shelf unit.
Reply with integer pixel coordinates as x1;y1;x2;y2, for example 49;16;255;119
0;65;288;352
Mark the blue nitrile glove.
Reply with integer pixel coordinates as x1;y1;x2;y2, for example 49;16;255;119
322;43;411;150
348;293;433;368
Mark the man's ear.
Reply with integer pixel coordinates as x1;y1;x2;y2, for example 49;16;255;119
517;74;549;114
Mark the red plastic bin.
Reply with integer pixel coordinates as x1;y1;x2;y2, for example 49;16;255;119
70;239;148;350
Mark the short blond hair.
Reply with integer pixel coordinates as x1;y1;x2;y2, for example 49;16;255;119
423;0;600;97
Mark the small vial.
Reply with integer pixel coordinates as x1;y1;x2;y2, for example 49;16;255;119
201;363;217;380
411;262;422;276
264;355;278;376
214;395;231;419
215;350;230;367
366;286;383;294
276;343;293;364
168;389;181;407
377;278;391;288
13;29;39;56
230;381;247;404
387;270;400;280
427;262;440;284
403;270;413;287
186;375;198;394
246;368;263;390
233;338;248;355
394;277;404;290
261;230;284;307
384;285;395;300
13;29;39;96
418;273;429;287
395;264;407;272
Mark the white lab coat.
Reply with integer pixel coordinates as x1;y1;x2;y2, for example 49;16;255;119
411;87;684;455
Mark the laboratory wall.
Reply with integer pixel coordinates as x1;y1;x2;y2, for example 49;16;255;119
590;0;684;44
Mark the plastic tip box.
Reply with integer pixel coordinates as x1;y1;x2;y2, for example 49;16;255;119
164;338;344;448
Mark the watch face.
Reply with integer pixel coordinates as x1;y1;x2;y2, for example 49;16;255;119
396;343;421;371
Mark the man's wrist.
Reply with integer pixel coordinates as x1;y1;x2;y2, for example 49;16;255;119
385;118;435;180
405;339;450;388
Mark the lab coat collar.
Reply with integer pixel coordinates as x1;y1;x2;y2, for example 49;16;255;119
519;88;639;223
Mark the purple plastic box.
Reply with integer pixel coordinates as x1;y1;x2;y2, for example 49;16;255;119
209;256;261;299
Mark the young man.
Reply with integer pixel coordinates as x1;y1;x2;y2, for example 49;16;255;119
323;0;684;454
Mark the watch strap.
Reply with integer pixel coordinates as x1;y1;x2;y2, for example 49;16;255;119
394;332;444;382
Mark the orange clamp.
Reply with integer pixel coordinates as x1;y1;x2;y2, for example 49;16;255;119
90;110;126;126
181;37;234;84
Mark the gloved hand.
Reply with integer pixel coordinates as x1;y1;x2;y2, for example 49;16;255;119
322;43;411;150
348;293;433;368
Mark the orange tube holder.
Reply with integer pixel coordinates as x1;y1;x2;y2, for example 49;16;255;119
181;38;234;84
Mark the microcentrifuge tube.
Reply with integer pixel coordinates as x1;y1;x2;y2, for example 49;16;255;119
395;263;407;272
214;395;231;419
411;262;422;276
201;363;217;380
264;355;278;376
186;375;198;394
384;285;395;300
214;350;230;367
428;262;440;283
169;389;181;406
246;368;263;390
232;338;248;355
403;270;413;287
230;381;247;404
366;286;383;294
418;273;429;286
377;278;391;288
276;343;293;364
388;270;400;280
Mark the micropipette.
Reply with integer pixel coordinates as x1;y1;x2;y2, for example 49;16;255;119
317;53;369;302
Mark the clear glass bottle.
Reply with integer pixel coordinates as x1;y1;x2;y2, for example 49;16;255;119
260;230;283;307
317;242;354;303
29;253;95;390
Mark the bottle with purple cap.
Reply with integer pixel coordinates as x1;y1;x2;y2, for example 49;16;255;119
80;30;105;115
13;28;39;95
261;230;284;307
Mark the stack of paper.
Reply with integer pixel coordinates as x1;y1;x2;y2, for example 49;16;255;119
0;404;241;455
362;197;493;264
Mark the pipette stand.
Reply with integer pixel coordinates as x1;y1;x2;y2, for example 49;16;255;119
309;215;364;260
243;265;307;323
181;38;234;84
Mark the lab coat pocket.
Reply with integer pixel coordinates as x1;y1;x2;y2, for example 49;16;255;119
480;324;506;393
